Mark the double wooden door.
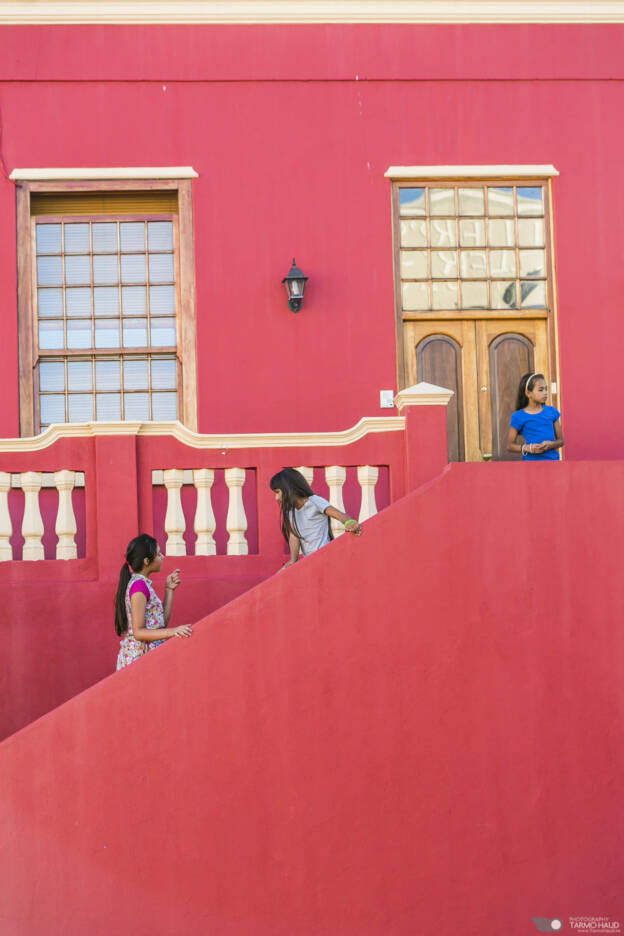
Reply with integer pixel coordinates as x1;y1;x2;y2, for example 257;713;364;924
404;319;551;461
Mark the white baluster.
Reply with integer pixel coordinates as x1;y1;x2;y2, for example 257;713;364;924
225;467;248;555
54;470;77;560
325;465;346;539
21;471;44;561
193;469;216;556
0;472;12;561
163;469;187;556
295;466;314;487
357;465;379;522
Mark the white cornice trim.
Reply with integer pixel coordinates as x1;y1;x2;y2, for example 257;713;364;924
386;164;560;180
0;2;622;24
0;417;405;453
395;382;454;410
9;167;199;181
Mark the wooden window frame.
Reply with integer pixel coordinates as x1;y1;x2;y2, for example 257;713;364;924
17;179;197;435
390;176;559;392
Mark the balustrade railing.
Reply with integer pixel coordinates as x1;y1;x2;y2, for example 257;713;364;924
0;471;85;561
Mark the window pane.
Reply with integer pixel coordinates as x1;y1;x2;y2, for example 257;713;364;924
67;360;92;391
92;223;118;253
124;393;149;420
95;319;120;348
40;394;65;424
66;287;92;317
517;187;544;216
429;220;456;249
402;282;429;311
429;188;455;216
431;281;459;310
491;281;518;309
518;219;545;247
122;318;148;347
38;288;63;318
460;250;488;279
121;254;146;284
431;251;458;278
148;222;174;251
94;286;119;317
521;281;547;308
149;285;175;316
519;249;546;278
65;255;91;286
458;187;484;216
152;392;177;420
459;219;485;247
37;256;63;286
151;357;177;390
93;255;119;285
36;224;62;255
95;359;121;391
487;187;514;216
64;223;90;254
123;359;149;390
68;394;93;422
39;320;64;349
399;188;426;217
39;361;65;392
66;319;93;349
489;250;517;278
400;251;428;279
120;222;145;252
150;317;176;347
488;219;515;247
96;393;121;420
148;254;174;283
461;281;488;309
122;286;146;316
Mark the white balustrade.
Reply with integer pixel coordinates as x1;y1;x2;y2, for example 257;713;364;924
225;467;248;555
0;472;12;561
21;471;44;561
193;469;216;556
325;465;346;539
357;465;379;522
54;470;77;560
295;466;314;487
163;468;187;556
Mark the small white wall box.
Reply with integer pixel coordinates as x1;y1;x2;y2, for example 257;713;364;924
380;390;395;408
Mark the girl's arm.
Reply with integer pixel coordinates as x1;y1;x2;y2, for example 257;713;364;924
507;426;523;454
281;532;301;569
130;592;192;642
162;569;180;624
542;420;564;452
325;505;362;536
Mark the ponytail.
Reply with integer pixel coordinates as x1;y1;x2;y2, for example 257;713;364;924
114;533;159;636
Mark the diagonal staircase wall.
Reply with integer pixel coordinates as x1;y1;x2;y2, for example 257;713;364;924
1;461;623;935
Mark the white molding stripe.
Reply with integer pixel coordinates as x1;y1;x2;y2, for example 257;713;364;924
9;167;199;181
0;417;405;453
0;2;622;24
386;165;560;180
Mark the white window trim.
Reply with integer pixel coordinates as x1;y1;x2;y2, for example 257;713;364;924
10;167;198;181
385;165;559;180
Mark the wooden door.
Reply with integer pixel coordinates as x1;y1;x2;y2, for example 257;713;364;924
476;319;549;461
403;319;550;462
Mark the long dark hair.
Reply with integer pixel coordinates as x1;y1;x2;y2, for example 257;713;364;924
114;534;158;636
269;468;333;544
515;372;545;411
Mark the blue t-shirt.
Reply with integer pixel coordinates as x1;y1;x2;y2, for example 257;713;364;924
510;405;561;461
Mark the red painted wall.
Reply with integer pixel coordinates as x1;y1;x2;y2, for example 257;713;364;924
0;25;622;454
1;460;622;934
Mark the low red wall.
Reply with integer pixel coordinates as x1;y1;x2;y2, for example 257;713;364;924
1;461;622;935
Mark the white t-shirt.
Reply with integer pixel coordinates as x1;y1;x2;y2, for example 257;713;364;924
291;494;332;556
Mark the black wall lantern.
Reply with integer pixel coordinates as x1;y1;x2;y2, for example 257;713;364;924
282;258;308;313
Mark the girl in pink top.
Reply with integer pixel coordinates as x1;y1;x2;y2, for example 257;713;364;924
114;533;192;670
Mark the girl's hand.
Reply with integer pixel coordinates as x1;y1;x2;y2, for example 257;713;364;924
279;559;297;572
173;624;192;638
166;569;181;591
344;520;363;536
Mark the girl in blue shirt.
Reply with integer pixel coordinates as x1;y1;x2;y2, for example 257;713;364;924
507;372;564;461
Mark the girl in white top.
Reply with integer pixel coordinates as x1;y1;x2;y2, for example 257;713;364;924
270;468;362;570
